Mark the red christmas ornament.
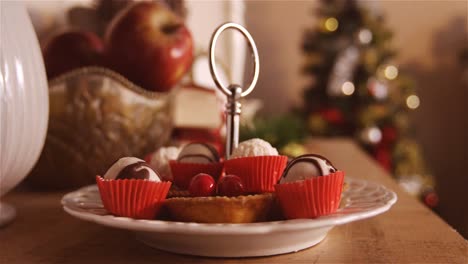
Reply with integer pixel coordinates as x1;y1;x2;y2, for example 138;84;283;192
382;126;398;145
423;190;439;208
374;145;392;171
319;108;344;124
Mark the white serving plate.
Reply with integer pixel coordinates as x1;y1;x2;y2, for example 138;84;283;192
62;178;397;257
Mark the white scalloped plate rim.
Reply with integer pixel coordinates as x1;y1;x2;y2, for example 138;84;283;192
62;178;397;235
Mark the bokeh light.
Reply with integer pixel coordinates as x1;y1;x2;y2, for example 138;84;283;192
342;81;355;95
324;17;339;32
368;127;382;144
406;95;420;109
384;65;398;80
358;29;373;44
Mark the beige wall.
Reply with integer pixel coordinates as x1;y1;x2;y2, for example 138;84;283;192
245;1;468;237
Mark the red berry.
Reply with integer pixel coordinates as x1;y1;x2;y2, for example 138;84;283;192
217;175;246;197
189;173;216;197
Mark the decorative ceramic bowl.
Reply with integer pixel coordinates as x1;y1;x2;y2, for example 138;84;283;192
28;67;174;189
0;2;49;226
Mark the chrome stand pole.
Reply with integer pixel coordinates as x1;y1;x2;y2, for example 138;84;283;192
209;23;259;159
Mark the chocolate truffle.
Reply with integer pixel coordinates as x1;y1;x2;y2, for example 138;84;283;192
103;157;160;181
230;138;278;159
280;154;337;183
177;142;220;164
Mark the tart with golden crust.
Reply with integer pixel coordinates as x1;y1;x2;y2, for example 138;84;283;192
164;193;276;223
164;139;287;223
167;187;190;198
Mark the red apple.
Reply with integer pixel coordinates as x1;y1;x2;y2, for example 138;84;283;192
217;175;246;197
189;173;216;197
104;2;193;92
42;31;104;79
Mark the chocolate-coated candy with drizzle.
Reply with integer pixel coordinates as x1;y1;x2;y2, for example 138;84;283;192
103;157;160;181
177;142;220;164
280;154;337;183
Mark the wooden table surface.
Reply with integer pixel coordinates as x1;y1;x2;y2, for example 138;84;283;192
1;139;466;263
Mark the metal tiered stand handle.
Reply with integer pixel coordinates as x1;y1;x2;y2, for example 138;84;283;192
209;22;260;159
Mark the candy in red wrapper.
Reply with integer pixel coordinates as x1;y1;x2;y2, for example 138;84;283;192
224;156;288;193
169;160;223;189
274;171;345;219
96;176;171;219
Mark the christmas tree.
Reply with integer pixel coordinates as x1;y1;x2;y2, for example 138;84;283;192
301;0;437;207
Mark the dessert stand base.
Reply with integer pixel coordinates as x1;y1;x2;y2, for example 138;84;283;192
135;227;331;257
62;179;398;258
0;201;17;227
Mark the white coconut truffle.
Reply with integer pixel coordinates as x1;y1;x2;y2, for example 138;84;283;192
147;146;180;181
230;138;278;159
280;154;337;183
103;157;160;182
177;142;220;164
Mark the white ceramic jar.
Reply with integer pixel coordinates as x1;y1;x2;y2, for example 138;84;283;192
0;2;49;226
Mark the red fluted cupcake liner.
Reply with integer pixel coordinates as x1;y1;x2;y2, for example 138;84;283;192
96;176;171;219
224;156;288;193
274;171;345;219
169;161;224;189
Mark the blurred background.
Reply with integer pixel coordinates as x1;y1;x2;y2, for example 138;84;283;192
243;0;468;238
23;0;466;238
